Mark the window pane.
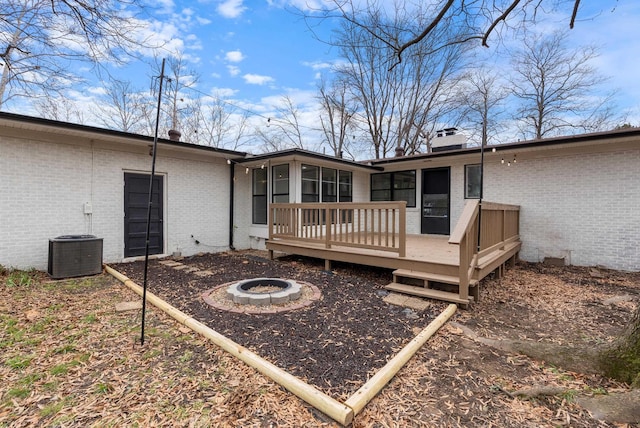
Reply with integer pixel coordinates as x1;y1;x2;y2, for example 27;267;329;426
302;180;318;195
301;164;319;203
394;189;415;207
272;164;289;202
322;167;337;202
252;196;267;224
302;164;319;180
252;169;267;224
465;164;481;199
371;173;391;191
393;170;416;207
371;189;391;201
301;193;319;202
339;171;352;202
394;170;416;189
252;168;267;195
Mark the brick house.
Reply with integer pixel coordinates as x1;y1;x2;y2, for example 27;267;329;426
1;112;638;273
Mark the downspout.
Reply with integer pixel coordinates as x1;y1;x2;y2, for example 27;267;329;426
229;161;236;250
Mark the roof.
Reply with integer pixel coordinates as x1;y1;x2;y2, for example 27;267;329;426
2;111;638;168
235;148;383;171
370;126;640;166
0;111;247;159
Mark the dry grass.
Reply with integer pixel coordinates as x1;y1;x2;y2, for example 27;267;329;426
1;257;637;427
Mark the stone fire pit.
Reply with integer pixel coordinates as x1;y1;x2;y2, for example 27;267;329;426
226;278;302;306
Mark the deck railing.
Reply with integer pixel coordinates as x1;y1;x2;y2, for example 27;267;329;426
269;202;407;256
449;200;520;300
477;202;521;258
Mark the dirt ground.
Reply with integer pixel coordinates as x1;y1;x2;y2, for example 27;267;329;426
1;251;639;427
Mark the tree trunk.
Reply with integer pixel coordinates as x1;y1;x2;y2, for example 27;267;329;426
601;305;640;387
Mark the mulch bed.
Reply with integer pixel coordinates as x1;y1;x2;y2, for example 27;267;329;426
112;251;450;399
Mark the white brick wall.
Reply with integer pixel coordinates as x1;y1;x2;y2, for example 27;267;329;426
1;136;233;270
232;164;252;250
1;136;92;269
371;147;640;271
482;149;639;271
6;126;635;273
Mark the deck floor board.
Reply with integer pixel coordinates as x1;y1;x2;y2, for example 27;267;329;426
268;234;519;280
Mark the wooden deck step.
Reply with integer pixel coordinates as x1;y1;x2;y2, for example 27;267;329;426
385;282;473;305
392;269;478;286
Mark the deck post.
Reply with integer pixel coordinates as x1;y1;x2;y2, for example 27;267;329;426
399;202;406;258
458;235;470;302
470;284;479;302
325;259;331;271
268;204;273;241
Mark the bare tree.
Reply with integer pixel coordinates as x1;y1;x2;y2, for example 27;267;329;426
510;30;616;139
339;0;584;60
456;68;510;146
0;0;147;109
317;77;356;157
185;96;251;150
34;96;84;123
152;54;200;142
92;78;151;134
333;2;465;158
255;95;309;152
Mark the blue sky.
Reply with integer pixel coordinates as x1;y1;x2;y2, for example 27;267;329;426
108;1;339;116
119;0;640;117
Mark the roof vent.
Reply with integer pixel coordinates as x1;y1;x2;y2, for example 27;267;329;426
168;129;181;141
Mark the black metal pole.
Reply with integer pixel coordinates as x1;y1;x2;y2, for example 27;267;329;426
141;58;166;346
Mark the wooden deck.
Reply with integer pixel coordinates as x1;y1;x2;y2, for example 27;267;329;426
267;201;521;307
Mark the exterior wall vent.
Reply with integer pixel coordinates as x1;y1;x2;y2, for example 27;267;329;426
48;235;103;279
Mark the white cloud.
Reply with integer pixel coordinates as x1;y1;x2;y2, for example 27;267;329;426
243;74;275;85
87;86;107;96
301;60;332;71
210;87;239;97
225;50;245;62
217;0;247;18
152;0;175;14
267;0;330;12
227;65;241;76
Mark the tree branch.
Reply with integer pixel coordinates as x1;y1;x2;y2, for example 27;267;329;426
395;0;454;62
569;0;581;29
482;0;522;47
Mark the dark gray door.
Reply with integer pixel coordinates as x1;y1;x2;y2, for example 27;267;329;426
421;167;450;235
124;173;163;257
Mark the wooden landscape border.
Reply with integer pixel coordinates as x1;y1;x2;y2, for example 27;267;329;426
105;264;457;426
